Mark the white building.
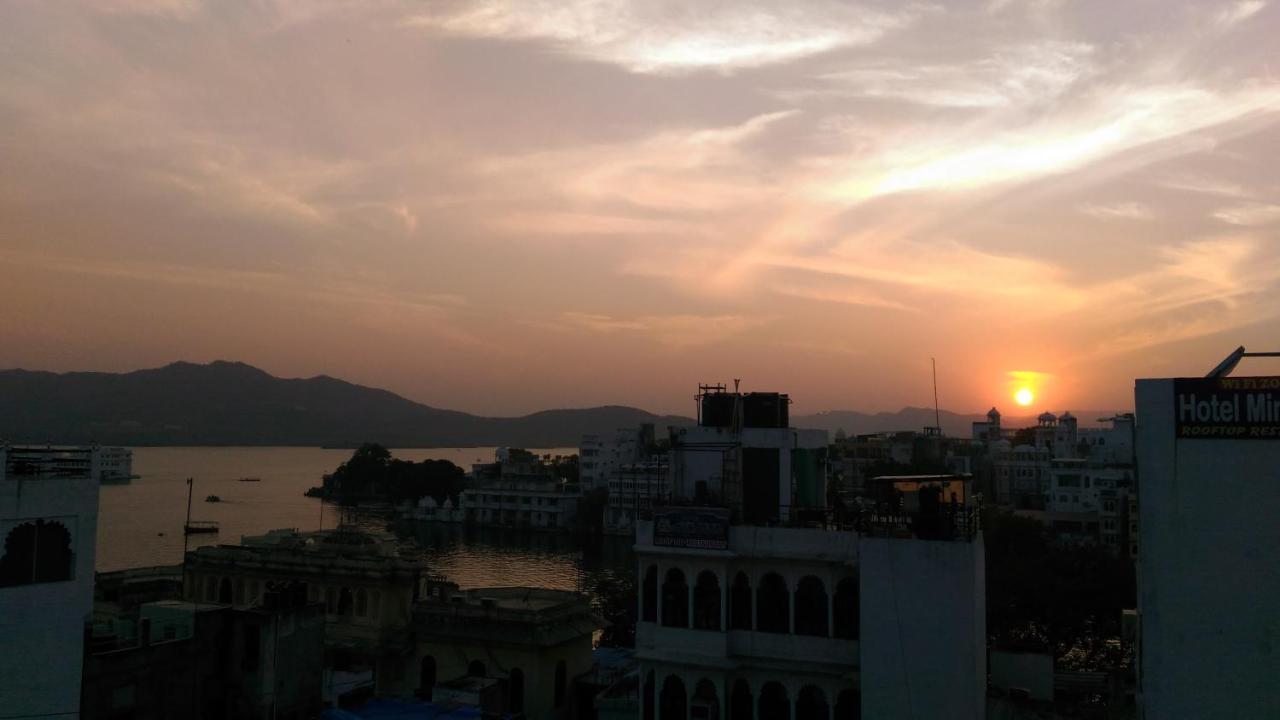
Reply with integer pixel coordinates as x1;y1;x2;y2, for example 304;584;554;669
580;425;656;492
1;445;103;719
462;450;581;529
634;387;986;719
1135;372;1280;719
605;458;670;535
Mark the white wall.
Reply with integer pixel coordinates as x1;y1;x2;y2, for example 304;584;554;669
0;470;99;719
859;534;986;720
1136;379;1280;720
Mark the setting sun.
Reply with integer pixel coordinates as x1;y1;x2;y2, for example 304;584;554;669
1015;387;1034;406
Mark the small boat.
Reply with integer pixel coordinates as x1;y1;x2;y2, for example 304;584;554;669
237;477;262;482
184;521;219;535
205;495;221;503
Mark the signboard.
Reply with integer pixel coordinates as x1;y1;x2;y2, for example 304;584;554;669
1175;377;1280;439
653;507;730;550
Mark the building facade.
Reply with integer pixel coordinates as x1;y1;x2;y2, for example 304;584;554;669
0;445;102;719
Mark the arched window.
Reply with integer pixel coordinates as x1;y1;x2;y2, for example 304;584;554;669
797;685;829;720
730;679;752;720
554;659;567;707
338;587;354;616
660;675;687;720
206;576;218;602
418;656;436;700
729;573;752;630
759;682;790;720
756;573;789;634
692;678;720;720
642;565;658;622
0;520;74;587
661;568;689;628
834;577;860;640
468;659;486;677
218;577;233;604
508;668;524;713
356;588;368;617
643;671;655;720
693;571;721;631
835;689;861;719
795;576;828;637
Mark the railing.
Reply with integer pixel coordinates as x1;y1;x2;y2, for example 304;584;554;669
636;500;982;541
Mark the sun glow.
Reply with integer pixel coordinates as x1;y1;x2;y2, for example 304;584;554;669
1015;387;1034;406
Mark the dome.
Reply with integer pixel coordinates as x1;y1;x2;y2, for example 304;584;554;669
1038;411;1057;422
987;407;1001;419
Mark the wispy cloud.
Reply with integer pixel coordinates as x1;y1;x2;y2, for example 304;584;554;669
404;0;927;73
1079;202;1155;220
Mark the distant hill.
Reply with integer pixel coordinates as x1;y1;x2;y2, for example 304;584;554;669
792;406;1131;437
0;361;693;448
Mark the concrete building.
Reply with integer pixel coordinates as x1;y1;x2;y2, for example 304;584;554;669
462;449;582;529
381;581;601;719
1;444;101;719
184;526;430;699
1135;371;1280;719
82;583;326;720
971;407;1003;443
605;457;671;535
580;424;657;492
634;385;986;720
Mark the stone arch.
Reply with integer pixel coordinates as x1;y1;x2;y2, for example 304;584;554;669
0;519;73;586
643;564;658;622
834;577;859;640
693;571;721;631
757;573;789;634
794;576;828;637
729;572;752;630
418;655;436;700
554;659;567;708
692;678;720;720
468;659;486;677
797;685;829;720
660;674;687;720
759;682;790;720
661;568;689;628
508;667;525;713
218;577;233;604
730;678;752;720
835;689;861;719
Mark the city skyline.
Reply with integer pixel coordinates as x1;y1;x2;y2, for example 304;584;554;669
3;1;1280;415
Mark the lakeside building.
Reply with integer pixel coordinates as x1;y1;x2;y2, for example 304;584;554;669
375;580;601;718
1;443;134;482
604;457;671;535
580;424;658;491
633;385;987;720
1;444;101;719
461;449;582;529
184;526;431;700
1135;369;1280;719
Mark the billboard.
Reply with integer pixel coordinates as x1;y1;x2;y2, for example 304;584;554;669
1174;376;1280;439
653;507;730;550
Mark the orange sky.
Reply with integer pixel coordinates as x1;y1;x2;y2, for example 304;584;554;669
3;1;1279;415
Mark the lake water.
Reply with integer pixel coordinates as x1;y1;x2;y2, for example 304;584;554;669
99;447;633;597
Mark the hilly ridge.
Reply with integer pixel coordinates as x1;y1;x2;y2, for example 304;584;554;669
0;361;692;447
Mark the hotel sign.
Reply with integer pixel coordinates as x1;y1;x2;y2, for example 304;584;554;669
653;507;730;550
1175;377;1280;439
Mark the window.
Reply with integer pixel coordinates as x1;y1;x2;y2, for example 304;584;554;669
729;573;752;630
659;675;686;720
693;571;721;631
758;682;790;720
834;577;859;640
756;573;789;634
795;576;828;637
662;568;690;628
0;519;74;586
797;686;829;720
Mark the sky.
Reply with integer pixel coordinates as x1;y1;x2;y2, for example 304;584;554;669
2;0;1279;416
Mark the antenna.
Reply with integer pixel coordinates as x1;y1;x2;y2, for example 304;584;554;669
932;358;941;433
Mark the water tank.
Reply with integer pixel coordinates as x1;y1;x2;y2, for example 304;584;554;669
743;393;789;428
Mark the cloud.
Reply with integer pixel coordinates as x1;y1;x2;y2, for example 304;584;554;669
1079;202;1155;220
1212;203;1280;226
404;0;927;73
1216;1;1267;27
558;311;765;347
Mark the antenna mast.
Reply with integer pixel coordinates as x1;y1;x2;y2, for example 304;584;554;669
932;358;941;433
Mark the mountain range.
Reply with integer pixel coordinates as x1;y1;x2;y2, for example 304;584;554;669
0;361;1130;447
